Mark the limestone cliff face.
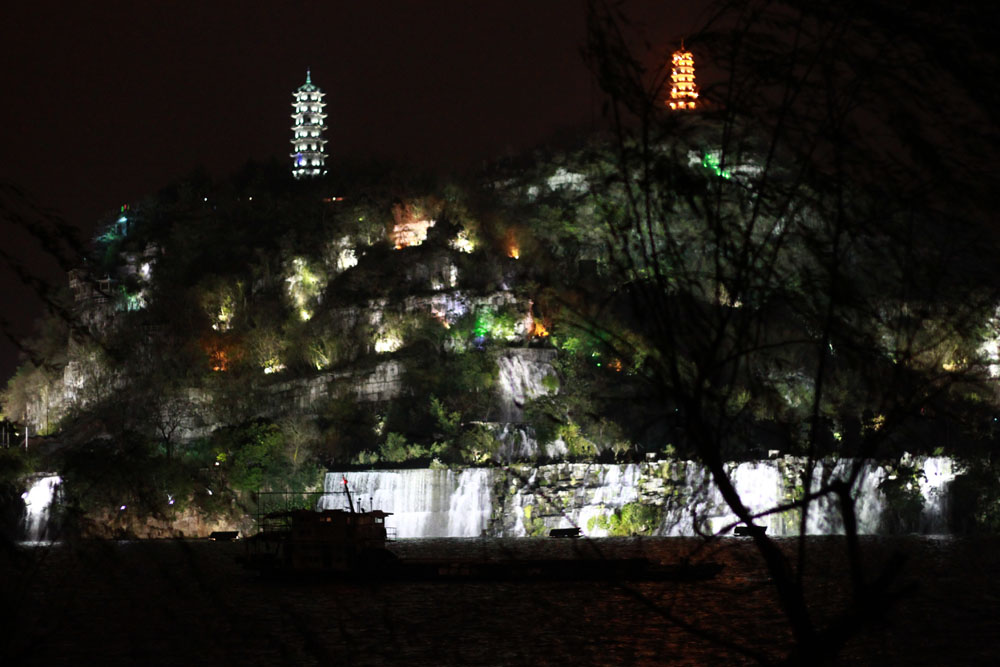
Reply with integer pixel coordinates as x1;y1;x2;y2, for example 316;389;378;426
36;280;555;447
75;505;253;539
495;348;557;423
164;345;558;446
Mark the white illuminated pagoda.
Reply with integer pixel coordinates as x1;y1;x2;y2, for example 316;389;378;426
290;69;328;179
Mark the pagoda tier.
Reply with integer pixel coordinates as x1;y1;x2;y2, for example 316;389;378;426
291;132;327;142
291;69;328;179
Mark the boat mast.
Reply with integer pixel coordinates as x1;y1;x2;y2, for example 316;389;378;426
341;476;355;513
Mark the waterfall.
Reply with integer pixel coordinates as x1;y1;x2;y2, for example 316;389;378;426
494;424;538;462
829;460;886;535
573;464;642;537
21;474;61;543
490;349;560;460
323;456;959;538
919;457;956;533
709;462;785;535
797;458;955;535
493;423;568;463
494;349;556;423
447;469;493;536
323;469;492;538
691;458;956;537
505;464;642;537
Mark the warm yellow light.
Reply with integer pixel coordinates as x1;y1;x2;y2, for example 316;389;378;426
393;219;436;249
262;357;285;374
374;331;403;353
431;308;451;329
505;229;520;259
450;230;476;253
942;358;967;372
667;47;698;110
211;349;228;372
391;202;437;249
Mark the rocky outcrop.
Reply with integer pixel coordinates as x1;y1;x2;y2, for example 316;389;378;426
80;506;252;539
495;348;557;423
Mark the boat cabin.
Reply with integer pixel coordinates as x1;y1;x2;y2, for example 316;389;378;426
260;508;393;572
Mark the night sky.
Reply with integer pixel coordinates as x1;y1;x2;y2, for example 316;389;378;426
0;1;703;384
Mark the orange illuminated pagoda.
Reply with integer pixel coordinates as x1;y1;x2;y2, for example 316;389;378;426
667;43;699;110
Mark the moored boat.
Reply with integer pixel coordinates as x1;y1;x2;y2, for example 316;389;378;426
242;477;723;583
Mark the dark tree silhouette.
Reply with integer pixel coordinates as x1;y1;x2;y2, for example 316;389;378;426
580;0;1000;662
0;184;88;370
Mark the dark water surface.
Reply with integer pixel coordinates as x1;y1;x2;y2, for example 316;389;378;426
4;536;999;665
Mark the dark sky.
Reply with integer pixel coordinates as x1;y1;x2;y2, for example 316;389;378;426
0;0;702;385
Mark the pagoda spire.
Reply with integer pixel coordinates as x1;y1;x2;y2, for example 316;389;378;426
290;69;328;179
667;43;699;110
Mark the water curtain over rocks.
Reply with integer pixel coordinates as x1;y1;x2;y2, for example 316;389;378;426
326;458;956;538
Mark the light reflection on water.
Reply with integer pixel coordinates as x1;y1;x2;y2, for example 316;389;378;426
4;536;1000;665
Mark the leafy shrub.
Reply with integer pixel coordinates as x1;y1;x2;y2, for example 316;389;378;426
587;502;662;536
210;420;321;492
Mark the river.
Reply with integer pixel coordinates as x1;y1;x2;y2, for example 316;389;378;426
3;536;999;665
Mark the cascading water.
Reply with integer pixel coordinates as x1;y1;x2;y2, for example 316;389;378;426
714;462;785;535
568;464;642;537
661;458;955;537
323;456;959;538
493;423;567;463
802;460;887;535
446;468;492;536
493;424;538;462
919;457;956;533
21;474;61;543
490;349;564;462
323;469;492;538
494;349;556;423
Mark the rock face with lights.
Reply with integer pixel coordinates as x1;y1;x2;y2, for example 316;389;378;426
5;77;993;539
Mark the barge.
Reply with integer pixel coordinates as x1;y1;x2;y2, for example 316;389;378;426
244;477;397;575
243;478;722;583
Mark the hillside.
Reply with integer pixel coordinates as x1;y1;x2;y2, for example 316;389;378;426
4;120;1000;533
